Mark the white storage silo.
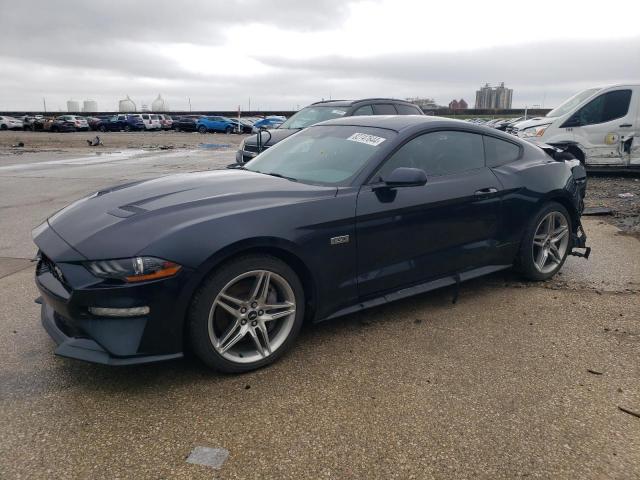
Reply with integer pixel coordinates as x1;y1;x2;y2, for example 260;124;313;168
118;95;136;112
151;94;168;112
67;100;80;112
83;100;98;112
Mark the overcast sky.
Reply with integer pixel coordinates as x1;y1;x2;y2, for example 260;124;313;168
1;0;639;111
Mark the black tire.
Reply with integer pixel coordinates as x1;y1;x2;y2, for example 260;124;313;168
517;201;572;281
225;126;232;134
198;125;207;134
1;124;8;130
188;254;305;373
51;126;59;132
99;125;107;132
124;125;132;132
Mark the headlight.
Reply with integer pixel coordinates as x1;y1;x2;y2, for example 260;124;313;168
86;257;181;282
521;124;550;138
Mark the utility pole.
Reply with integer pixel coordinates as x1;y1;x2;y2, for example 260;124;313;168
248;97;251;114
43;97;47;113
188;97;192;112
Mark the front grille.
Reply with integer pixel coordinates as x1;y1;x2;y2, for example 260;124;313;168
37;253;66;285
244;144;269;154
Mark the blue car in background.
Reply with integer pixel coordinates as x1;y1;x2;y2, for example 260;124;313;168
196;116;236;134
252;116;285;132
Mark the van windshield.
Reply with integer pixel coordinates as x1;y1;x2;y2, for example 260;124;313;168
546;88;600;118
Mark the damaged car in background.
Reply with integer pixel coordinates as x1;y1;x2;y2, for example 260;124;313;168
33;116;589;373
512;84;639;170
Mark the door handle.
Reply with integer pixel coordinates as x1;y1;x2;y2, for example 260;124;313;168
620;124;633;127
474;187;498;196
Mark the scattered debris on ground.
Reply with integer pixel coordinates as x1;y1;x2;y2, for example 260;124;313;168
583;207;614;216
618;406;640;419
86;136;103;146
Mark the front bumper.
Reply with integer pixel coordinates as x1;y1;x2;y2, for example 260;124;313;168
33;223;188;365
40;300;182;365
236;149;258;164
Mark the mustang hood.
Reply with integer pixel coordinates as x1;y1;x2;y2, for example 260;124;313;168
45;170;336;260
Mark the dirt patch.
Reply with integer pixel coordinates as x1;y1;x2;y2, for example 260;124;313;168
0;130;246;152
585;175;640;238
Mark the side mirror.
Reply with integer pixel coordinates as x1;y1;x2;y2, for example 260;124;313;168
381;167;427;188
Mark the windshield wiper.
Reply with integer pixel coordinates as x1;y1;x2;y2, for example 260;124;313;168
265;172;298;182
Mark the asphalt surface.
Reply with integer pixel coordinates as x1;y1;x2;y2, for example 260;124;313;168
1;146;639;479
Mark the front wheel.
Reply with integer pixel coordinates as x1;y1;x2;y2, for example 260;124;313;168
517;202;572;281
198;126;207;134
225;126;232;134
188;255;304;373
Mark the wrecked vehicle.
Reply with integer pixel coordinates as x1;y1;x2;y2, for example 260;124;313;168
33;116;588;372
512;84;639;170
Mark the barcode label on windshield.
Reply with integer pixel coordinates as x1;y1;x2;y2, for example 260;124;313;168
347;133;386;147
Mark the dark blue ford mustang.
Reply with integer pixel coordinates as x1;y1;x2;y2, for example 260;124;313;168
33;116;589;372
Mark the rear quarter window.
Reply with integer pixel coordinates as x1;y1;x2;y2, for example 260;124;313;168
395;104;422;115
373;104;397;115
483;136;522;167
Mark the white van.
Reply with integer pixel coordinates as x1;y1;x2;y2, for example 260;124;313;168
513;84;639;168
131;114;162;130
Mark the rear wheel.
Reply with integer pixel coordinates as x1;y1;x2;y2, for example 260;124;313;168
1;124;8;130
189;255;304;373
517;202;572;281
198;126;208;134
124;125;132;132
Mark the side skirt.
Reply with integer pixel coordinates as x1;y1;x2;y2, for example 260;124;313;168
320;264;512;322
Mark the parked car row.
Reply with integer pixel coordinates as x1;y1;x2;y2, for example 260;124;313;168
5;113;287;134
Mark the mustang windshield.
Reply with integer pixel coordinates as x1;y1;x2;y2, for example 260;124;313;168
245;125;395;185
279;106;350;129
546;88;600;118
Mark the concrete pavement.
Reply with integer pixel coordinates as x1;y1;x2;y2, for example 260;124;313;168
1;148;638;479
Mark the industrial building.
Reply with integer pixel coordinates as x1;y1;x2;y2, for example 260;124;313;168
474;82;513;109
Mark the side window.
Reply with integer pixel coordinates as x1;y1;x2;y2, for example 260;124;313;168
352;105;374;116
483;136;521;167
572;89;632;126
373;104;397;115
377;131;484;179
395;104;422;115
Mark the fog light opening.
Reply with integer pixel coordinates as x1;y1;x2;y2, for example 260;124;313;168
89;306;150;317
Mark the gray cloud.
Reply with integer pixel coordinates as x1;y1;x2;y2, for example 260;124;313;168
0;0;638;111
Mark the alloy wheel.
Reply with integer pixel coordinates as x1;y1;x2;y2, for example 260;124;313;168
532;211;570;274
208;270;296;364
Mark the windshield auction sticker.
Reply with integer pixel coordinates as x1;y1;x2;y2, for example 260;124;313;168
347;133;386;146
332;109;346;115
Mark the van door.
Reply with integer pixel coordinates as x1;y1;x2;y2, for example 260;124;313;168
564;88;636;166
